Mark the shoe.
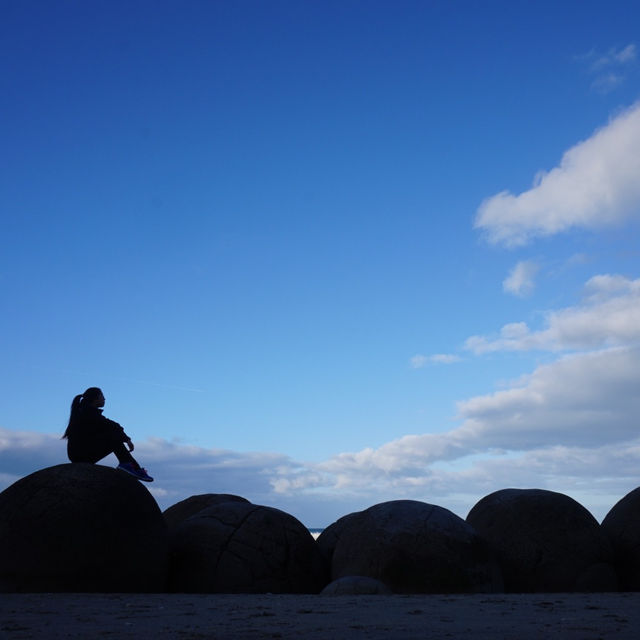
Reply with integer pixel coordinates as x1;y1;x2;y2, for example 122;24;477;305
117;463;154;482
134;467;154;482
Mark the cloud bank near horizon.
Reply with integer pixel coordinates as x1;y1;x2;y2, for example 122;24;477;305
2;348;638;524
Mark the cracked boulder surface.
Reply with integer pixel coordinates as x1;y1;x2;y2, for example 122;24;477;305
168;501;329;593
467;488;618;593
328;499;503;594
0;463;168;593
163;493;250;531
601;487;640;591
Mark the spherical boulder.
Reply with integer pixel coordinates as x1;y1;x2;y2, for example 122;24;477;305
0;464;168;592
168;501;329;593
316;510;361;565
467;488;616;593
321;575;392;595
601;487;640;590
163;493;250;531
329;500;503;594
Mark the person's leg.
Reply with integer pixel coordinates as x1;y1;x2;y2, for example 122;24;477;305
68;436;139;467
111;441;141;469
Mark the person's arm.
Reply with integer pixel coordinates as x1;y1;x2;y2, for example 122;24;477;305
111;420;134;451
100;414;133;447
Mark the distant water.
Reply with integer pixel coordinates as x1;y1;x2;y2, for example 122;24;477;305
308;528;324;540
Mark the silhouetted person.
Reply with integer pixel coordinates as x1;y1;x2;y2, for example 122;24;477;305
62;387;153;482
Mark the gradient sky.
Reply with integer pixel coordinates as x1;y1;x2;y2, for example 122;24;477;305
1;0;639;527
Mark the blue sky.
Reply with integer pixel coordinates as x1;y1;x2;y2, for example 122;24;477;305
1;0;639;527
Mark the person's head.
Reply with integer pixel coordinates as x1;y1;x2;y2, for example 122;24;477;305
80;387;105;408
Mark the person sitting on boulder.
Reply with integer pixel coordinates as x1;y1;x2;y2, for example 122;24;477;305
62;387;153;482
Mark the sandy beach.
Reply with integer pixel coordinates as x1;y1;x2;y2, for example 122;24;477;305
2;592;639;639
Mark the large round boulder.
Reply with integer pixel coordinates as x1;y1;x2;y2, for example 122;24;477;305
163;493;250;531
168;501;329;593
601;487;640;591
467;488;617;593
0;464;168;592
316;510;361;565
328;500;503;594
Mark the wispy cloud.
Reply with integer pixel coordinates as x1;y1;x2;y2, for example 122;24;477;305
474;102;640;247
410;353;461;368
503;260;539;297
591;72;624;94
592;44;637;68
580;44;637;93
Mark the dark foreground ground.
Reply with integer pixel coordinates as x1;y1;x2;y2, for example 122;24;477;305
2;592;639;639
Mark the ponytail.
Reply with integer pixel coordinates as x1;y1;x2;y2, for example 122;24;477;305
62;388;102;439
62;394;84;439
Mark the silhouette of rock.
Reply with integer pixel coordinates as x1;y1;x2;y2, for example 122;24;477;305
0;464;168;593
328;500;503;594
168;501;329;593
163;493;250;531
601;487;640;591
467;488;616;593
316;510;361;565
573;562;619;592
321;575;392;595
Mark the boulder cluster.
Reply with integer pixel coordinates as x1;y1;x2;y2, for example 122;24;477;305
0;464;639;594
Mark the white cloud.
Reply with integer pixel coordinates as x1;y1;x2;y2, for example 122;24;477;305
584;273;638;301
410;355;428;369
321;347;640;478
466;274;640;354
431;353;461;364
474;102;640;246
278;345;640;519
455;347;640;449
503;260;539;297
410;353;461;368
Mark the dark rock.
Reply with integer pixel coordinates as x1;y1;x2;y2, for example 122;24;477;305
168;501;329;593
321;575;392;595
316;510;361;565
329;500;503;594
163;493;250;531
467;488;616;593
0;463;168;593
574;562;619;592
601;487;640;591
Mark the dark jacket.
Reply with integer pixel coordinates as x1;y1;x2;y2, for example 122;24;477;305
65;405;131;447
